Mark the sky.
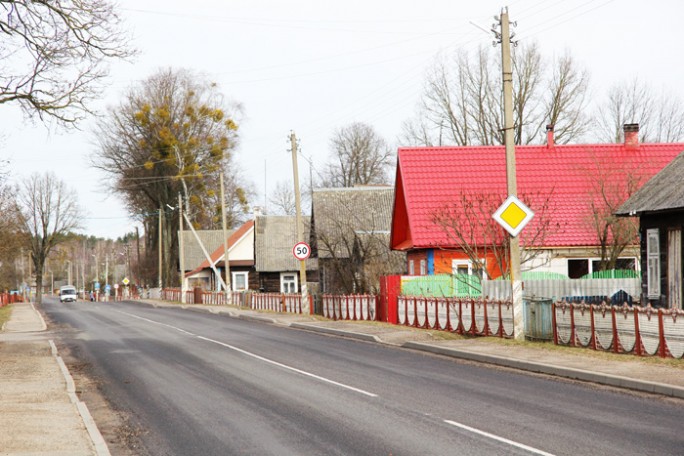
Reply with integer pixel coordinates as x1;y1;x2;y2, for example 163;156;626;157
1;0;682;240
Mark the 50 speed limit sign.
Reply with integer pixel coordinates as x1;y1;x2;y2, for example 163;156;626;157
292;241;311;261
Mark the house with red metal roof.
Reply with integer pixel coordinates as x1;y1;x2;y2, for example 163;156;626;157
390;124;684;281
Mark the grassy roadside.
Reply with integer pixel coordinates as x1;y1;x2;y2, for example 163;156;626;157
0;305;12;330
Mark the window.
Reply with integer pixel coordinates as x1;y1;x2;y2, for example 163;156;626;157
419;259;427;275
568;259;589;279
408;260;415;276
280;273;298;293
452;259;483;296
232;271;248;291
647;228;660;298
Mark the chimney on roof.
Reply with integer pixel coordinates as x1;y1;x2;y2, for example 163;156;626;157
546;124;554;149
624;123;639;148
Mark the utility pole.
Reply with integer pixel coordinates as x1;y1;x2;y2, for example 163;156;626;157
220;172;232;304
497;8;524;340
135;226;141;285
158;204;163;289
290;132;309;313
178;193;186;303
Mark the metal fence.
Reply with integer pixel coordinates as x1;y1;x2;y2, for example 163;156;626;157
554;302;684;359
321;295;377;321
0;292;23;307
397;296;513;337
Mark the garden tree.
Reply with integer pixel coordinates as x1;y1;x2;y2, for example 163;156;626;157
430;190;562;290
582;153;644;271
594;78;684;143
18;173;82;304
92;68;246;287
322;122;394;187
0;0;133;126
0;183;26;290
401;43;590;146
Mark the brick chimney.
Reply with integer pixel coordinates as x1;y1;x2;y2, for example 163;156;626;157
546;124;554;149
624;123;639;148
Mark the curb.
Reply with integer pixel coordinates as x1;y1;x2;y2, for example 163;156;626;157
31;301;47;331
290;323;382;342
50;340;111;456
402;341;684;399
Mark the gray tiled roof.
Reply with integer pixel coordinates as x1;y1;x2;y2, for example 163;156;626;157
311;186;394;259
255;216;315;272
181;230;232;271
617;151;684;216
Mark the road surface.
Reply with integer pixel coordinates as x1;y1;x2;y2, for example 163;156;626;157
43;298;684;456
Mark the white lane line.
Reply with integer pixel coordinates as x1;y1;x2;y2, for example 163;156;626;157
444;420;556;456
117;311;378;398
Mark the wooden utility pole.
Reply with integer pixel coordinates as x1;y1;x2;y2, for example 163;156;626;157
220;172;233;304
290;132;309;313
499;8;525;340
178;193;186;303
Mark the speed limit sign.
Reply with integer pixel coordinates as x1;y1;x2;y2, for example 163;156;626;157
292;241;311;261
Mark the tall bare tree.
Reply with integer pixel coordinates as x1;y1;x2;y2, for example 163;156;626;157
402;43;590;146
92;68;246;287
322;122;394;187
269;180;296;216
0;0;133;126
18;173;82;303
594;78;684;143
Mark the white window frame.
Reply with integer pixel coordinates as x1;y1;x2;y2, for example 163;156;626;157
232;271;248;291
419;259;427;275
280;272;298;294
408;260;415;276
647;228;661;298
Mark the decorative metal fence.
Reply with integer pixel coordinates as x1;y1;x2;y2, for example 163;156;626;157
397;296;514;337
321;295;377;321
0;292;22;307
553;302;684;359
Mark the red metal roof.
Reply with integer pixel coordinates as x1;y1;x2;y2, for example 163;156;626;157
391;142;684;250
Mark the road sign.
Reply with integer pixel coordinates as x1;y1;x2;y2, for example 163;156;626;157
292;241;311;261
114;283;119;290
122;277;130;285
94;281;100;290
105;284;111;292
493;195;534;237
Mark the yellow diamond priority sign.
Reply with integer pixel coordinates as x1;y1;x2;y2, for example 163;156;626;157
493;195;534;237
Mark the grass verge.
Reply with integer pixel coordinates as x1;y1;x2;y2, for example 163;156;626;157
0;305;12;330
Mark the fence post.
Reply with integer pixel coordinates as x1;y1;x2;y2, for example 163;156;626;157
634;306;643;356
612;306;620;353
552;302;558;345
570;304;576;347
590;305;597;351
658;309;667;358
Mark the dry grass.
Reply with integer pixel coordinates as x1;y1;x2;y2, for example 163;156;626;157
0;305;12;330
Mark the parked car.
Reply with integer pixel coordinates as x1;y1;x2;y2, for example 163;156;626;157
59;285;78;303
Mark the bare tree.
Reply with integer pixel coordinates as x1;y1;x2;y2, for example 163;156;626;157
312;188;404;294
430;190;563;290
582;152;645;270
269;180;296;216
18;173;82;303
593;78;684;143
402;43;590;146
322;122;394;187
0;0;133;126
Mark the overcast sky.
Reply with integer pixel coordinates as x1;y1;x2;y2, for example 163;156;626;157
1;0;681;239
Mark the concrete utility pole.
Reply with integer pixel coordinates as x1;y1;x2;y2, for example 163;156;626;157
290;132;309;313
158;204;163;289
220;172;232;304
178;193;186;303
498;8;525;340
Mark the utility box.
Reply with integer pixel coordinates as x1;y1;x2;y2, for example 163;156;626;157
524;297;553;340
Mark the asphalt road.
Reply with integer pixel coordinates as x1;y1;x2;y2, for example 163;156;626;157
43;298;684;456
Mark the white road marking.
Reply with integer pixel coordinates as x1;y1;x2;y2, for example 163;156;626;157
444;420;556;456
118;311;378;398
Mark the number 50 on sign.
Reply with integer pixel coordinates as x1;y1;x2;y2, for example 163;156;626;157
292;241;311;261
